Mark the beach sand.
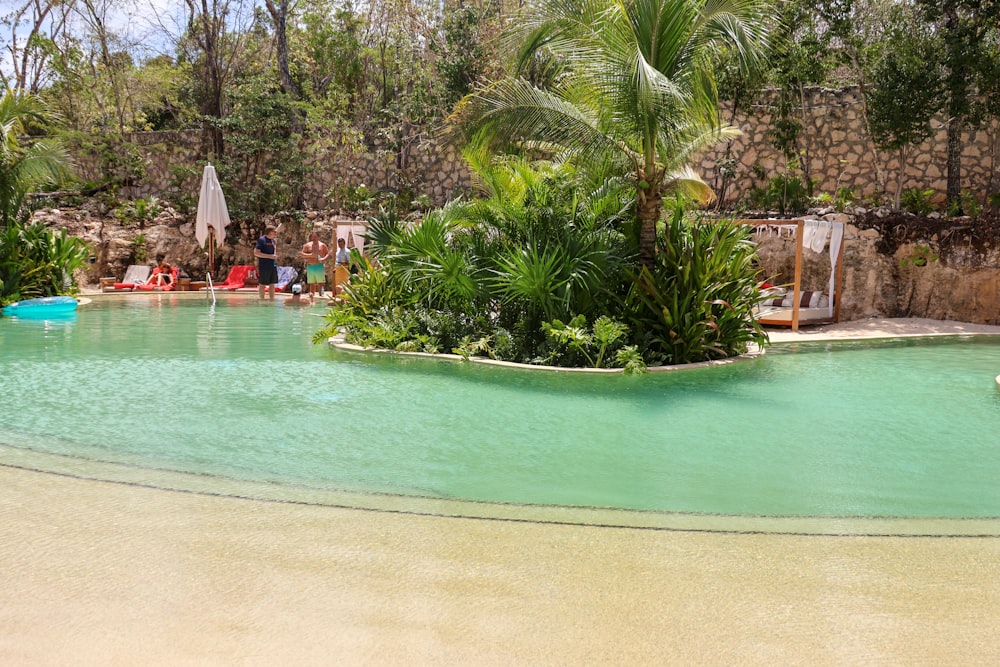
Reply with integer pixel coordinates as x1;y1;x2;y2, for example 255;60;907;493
3;318;1000;664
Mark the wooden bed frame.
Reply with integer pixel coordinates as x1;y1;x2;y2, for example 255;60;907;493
737;219;845;332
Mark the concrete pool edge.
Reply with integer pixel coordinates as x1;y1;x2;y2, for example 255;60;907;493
326;335;766;372
326;316;1000;370
4;443;999;538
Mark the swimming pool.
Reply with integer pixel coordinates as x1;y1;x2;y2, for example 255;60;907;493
2;294;1000;534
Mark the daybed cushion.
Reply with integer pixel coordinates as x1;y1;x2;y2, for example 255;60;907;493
764;290;829;309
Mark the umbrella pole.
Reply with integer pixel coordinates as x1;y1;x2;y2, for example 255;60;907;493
208;229;215;276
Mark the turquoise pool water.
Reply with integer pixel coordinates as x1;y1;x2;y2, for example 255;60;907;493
2;294;1000;523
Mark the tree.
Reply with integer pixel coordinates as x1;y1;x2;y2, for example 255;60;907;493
1;0;73;93
867;21;945;209
917;0;1000;205
432;0;503;107
263;0;298;98
180;0;255;157
451;0;773;265
763;0;836;195
976;24;1000;210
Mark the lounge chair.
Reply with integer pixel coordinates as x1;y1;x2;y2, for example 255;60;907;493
277;266;298;292
214;265;256;290
107;265;152;292
135;265;180;291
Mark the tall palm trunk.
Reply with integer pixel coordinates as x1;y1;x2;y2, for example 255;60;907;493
637;183;663;266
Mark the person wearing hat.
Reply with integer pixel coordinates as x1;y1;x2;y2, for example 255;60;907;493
287;282;308;305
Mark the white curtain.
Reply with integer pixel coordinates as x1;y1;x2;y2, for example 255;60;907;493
827;222;844;317
351;225;366;251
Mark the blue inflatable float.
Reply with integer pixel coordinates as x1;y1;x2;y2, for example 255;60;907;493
1;296;79;319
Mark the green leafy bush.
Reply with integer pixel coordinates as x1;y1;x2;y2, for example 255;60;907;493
747;173;813;214
540;314;630;369
316;161;763;371
0;221;90;305
900;188;936;215
624;205;767;365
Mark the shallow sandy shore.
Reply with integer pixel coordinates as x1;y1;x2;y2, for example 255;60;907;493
3;318;1000;664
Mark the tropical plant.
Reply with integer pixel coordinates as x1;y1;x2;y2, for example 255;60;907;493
450;0;773;265
0;89;84;305
114;197;161;228
0;221;90;304
900;187;936;215
899;243;938;268
625;203;767;364
541;314;630;368
1;89;73;228
747;173;813;214
316;157;633;365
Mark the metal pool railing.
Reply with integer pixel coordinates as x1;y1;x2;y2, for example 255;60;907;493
206;272;216;305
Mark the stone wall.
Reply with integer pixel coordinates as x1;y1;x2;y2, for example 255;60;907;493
697;87;1000;208
114;86;999;211
753;212;1000;325
120;131;475;211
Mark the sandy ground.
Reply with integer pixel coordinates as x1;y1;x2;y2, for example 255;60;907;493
3;318;1000;665
765;317;1000;342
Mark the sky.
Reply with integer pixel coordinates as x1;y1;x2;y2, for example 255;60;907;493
1;0;190;87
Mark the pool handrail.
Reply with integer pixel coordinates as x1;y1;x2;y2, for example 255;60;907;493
206;272;216;305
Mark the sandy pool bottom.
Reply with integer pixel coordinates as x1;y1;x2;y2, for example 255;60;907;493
2;464;999;665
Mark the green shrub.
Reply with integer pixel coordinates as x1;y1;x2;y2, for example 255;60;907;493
900;187;936;215
540;314;630;369
0;221;90;305
747;173;813;214
624;205;767;365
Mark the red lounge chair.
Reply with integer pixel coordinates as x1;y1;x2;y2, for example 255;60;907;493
110;265;152;291
214;265;256;290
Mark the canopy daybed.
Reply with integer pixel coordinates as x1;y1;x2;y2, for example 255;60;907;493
741;219;845;332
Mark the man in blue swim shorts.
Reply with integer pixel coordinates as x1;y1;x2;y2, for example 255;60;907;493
300;230;330;302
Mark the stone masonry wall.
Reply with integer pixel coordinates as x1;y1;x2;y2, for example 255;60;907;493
119;132;475;210
698;87;999;208
115;86;999;210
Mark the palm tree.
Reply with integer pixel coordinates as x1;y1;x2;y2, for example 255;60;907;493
451;0;773;265
0;88;72;227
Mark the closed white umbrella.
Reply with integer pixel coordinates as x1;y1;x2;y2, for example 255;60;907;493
195;164;230;276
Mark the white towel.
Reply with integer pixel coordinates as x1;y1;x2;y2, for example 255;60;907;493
803;220;830;253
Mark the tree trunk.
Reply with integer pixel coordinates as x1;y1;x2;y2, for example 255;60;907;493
265;0;297;98
637;183;663;267
894;146;909;210
946;112;963;205
187;0;227;158
943;4;965;206
797;83;813;192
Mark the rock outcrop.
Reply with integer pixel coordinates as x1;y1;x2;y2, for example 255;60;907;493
31;205;364;288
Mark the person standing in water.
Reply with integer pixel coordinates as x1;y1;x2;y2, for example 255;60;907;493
300;231;330;302
333;237;351;296
254;226;279;300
